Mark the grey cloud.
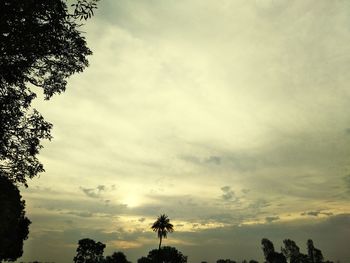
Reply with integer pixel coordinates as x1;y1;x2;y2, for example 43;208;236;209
33;197;128;216
344;174;350;193
138;217;146;222
248;199;270;210
301;211;321;217
242;188;250;194
21;214;350;263
65;211;94;218
265;216;280;223
180;155;221;166
221;186;239;202
205;156;221;165
80;185;107;198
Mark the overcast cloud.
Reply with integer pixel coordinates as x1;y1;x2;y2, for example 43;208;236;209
20;0;350;262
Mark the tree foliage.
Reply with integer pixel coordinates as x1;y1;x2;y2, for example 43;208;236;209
73;238;106;263
139;246;187;263
104;251;131;263
0;0;96;185
261;238;287;263
0;174;31;262
281;239;308;263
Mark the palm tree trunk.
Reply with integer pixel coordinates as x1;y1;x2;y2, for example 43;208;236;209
158;236;162;263
158;236;162;250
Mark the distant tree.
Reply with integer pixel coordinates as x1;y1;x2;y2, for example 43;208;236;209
140;246;187;263
137;256;152;263
151;214;174;250
105;252;131;263
73;238;106;263
0;175;31;261
307;239;324;263
216;259;237;263
281;239;308;263
249;260;259;263
0;0;97;186
261;238;287;263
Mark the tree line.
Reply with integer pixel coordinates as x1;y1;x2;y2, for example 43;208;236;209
70;237;336;263
69;215;336;263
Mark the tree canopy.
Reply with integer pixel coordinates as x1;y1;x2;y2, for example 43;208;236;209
0;174;31;262
0;0;97;185
105;251;131;263
138;246;187;263
73;238;106;263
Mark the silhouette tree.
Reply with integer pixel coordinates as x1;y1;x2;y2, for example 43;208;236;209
281;239;308;263
307;240;324;263
216;259;237;263
261;238;287;263
0;174;30;261
105;252;131;263
151;214;174;250
140;246;187;263
73;238;106;263
138;257;152;263
0;0;97;185
249;260;259;263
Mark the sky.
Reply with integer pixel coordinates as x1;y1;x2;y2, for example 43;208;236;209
19;0;350;262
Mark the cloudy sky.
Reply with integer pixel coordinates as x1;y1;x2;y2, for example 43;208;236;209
20;0;350;262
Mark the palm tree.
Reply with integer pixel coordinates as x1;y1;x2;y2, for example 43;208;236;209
151;214;174;250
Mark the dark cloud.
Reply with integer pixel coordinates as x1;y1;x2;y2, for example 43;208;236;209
301;211;333;217
301;211;321;217
138;217;146;222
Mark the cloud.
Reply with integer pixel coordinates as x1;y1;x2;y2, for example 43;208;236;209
301;211;334;217
205;156;221;165
265;216;280;223
21;0;350;262
80;185;107;199
66;211;94;218
221;186;239;202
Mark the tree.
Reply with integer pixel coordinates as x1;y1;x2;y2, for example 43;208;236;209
0;0;97;186
151;214;174;250
216;259;237;263
0;174;31;262
137;257;152;263
281;239;308;263
307;239;324;263
261;238;287;263
105;252;131;263
140;246;187;263
73;238;106;263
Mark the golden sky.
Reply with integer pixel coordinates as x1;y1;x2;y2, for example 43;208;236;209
20;0;350;262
